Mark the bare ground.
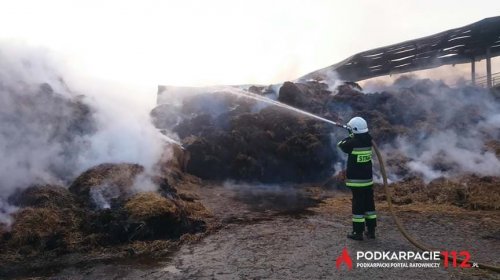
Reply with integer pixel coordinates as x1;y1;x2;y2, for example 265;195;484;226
21;183;500;279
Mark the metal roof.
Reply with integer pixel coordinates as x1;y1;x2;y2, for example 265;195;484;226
300;16;500;82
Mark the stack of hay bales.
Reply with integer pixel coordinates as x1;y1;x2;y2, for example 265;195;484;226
2;162;210;257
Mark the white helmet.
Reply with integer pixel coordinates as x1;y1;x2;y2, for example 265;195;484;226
347;117;368;134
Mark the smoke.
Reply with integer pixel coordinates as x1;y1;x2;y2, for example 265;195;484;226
0;200;18;227
369;76;500;182
318;72;500;183
76;88;165;172
89;184;117;210
0;42;166;225
88;173;159;210
132;173;159;193
298;68;344;93
395;131;500;182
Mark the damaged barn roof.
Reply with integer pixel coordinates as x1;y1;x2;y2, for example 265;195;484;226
301;16;500;82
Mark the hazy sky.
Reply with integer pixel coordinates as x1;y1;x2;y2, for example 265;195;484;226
0;0;499;86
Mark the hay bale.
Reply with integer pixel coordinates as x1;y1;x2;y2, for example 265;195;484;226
125;192;178;221
278;81;306;107
123;192;209;240
69;163;144;208
181;200;212;220
8;185;76;209
379;175;500;210
377;177;424;205
179;105;337;182
123;192;192;240
426;178;467;206
0;223;7;241
486;140;500;157
425;176;499;210
459;175;500;210
150;103;182;130
171;144;188;171
9;207;80;251
385;152;412;178
11;208;60;246
177;190;199;202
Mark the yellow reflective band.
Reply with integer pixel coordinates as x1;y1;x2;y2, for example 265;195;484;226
365;214;377;219
346;180;373;187
352;217;365;223
346;182;373;187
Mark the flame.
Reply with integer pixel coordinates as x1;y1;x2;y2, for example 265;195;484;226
336;247;353;270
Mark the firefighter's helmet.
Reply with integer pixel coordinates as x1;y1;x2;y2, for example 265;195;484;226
347;117;368;134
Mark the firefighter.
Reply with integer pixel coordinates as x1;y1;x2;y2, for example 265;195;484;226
337;116;376;241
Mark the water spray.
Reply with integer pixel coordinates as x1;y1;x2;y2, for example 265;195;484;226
218;86;352;130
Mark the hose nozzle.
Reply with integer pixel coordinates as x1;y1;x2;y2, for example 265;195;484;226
336;123;352;132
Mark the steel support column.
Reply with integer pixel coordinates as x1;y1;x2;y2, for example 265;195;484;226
486;48;492;88
471;58;476;86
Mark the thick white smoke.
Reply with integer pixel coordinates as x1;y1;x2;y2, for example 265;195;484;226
375;77;500;182
0;42;166;225
75;85;165;172
298;68;345;93
396;131;500;182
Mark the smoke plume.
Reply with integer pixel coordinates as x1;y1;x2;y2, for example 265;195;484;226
363;76;500;182
0;42;165;225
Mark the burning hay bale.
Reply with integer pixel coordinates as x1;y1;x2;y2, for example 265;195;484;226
278;81;307;108
123;192;183;240
454;175;500;210
66;162;208;243
384;152;413;178
125;192;179;221
8;185;76;210
8;207;82;253
168;143;190;172
0;185;85;259
180;200;212;220
486;140;500;157
69;163;145;209
150;104;182;131
377;175;500;210
0;161;209;257
151;86;341;183
86;190;208;242
176;107;336;182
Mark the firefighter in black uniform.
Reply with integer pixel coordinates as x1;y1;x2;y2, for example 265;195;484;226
337;116;376;240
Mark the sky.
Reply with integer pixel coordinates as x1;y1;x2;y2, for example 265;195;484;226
0;0;499;87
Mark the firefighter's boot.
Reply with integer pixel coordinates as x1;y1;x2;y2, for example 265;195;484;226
364;212;377;239
348;218;365;241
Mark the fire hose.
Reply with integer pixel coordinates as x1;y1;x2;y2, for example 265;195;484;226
370;140;500;273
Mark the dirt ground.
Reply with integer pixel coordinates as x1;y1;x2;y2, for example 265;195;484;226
15;182;500;280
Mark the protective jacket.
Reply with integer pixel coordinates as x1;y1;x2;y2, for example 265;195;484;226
337;132;373;187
